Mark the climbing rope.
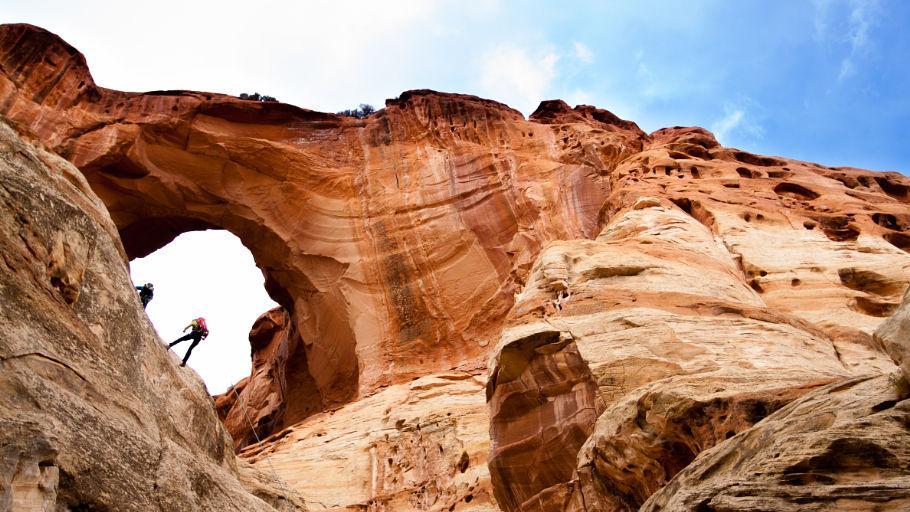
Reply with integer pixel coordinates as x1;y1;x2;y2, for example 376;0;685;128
230;385;300;511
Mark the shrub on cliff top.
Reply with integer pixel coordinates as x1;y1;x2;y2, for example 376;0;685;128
239;92;278;102
336;104;375;119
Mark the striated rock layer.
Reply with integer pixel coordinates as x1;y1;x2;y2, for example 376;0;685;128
3;23;910;511
0;24;647;447
0;119;302;510
641;374;910;511
487;199;900;510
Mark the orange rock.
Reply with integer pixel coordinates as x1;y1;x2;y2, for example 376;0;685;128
4;22;910;511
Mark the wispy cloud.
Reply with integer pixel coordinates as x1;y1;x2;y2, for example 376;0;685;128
815;0;881;82
812;0;833;42
633;50;669;101
572;41;595;64
711;101;764;146
712;108;744;142
478;44;560;115
838;0;880;81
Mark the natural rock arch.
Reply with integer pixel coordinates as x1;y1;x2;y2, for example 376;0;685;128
0;24;627;444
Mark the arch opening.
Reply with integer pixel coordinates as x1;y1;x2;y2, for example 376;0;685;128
123;216;336;450
129;229;278;394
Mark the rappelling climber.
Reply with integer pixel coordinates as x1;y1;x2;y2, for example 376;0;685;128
135;282;154;309
168;317;208;367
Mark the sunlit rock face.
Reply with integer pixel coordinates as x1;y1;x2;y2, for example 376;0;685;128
241;373;496;511
0;25;645;445
0;119;301;510
4;22;910;512
487;200;899;510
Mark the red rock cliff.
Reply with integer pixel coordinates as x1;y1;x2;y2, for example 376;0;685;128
4;23;910;511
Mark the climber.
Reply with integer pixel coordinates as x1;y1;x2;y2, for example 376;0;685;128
168;317;208;367
135;282;154;309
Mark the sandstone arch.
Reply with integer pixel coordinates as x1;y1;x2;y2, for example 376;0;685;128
0;24;628;445
7;22;910;510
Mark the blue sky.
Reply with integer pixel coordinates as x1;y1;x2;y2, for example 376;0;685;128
3;0;908;171
4;0;909;391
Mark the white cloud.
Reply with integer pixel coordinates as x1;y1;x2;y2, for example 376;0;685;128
711;102;764;146
478;44;560;115
814;0;880;82
565;88;593;106
838;59;856;81
1;0;446;113
838;0;879;81
572;41;595;64
711;108;744;143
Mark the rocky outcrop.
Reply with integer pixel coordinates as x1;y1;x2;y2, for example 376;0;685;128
874;289;910;382
215;307;320;451
3;22;910;512
0;119;301;510
0;24;644;444
240;372;496;511
641;374;910;511
486;329;601;510
486;199;898;510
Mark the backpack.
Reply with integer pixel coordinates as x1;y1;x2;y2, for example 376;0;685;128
196;317;208;334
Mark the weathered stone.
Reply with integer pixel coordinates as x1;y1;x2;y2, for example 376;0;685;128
874;288;910;381
488;201;896;511
241;373;495;511
0;119;301;510
3;22;910;512
641;375;910;512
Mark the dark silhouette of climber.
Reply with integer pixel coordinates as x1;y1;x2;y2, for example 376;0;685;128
135;283;154;309
168;317;208;367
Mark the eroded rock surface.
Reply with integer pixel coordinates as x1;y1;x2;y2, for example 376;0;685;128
487;200;899;510
0;120;302;510
241;373;495;511
3;23;910;512
641;375;910;511
874;288;910;381
0;25;643;443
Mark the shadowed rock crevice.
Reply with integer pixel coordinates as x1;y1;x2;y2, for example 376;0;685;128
640;376;910;512
572;383;819;511
486;329;601;511
215;308;322;451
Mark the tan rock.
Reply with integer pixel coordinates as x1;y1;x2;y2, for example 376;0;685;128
0;119;301;510
242;373;495;511
641;375;910;511
488;201;899;511
874;288;910;381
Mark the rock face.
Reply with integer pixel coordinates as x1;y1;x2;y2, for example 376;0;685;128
874;288;910;381
486;199;897;510
641;375;910;511
3;22;910;512
241;373;495;511
0;25;644;444
0;120;301;510
214;307;320;450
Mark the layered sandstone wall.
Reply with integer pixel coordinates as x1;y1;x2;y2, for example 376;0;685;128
3;22;910;512
0;24;645;443
0;119;302;510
